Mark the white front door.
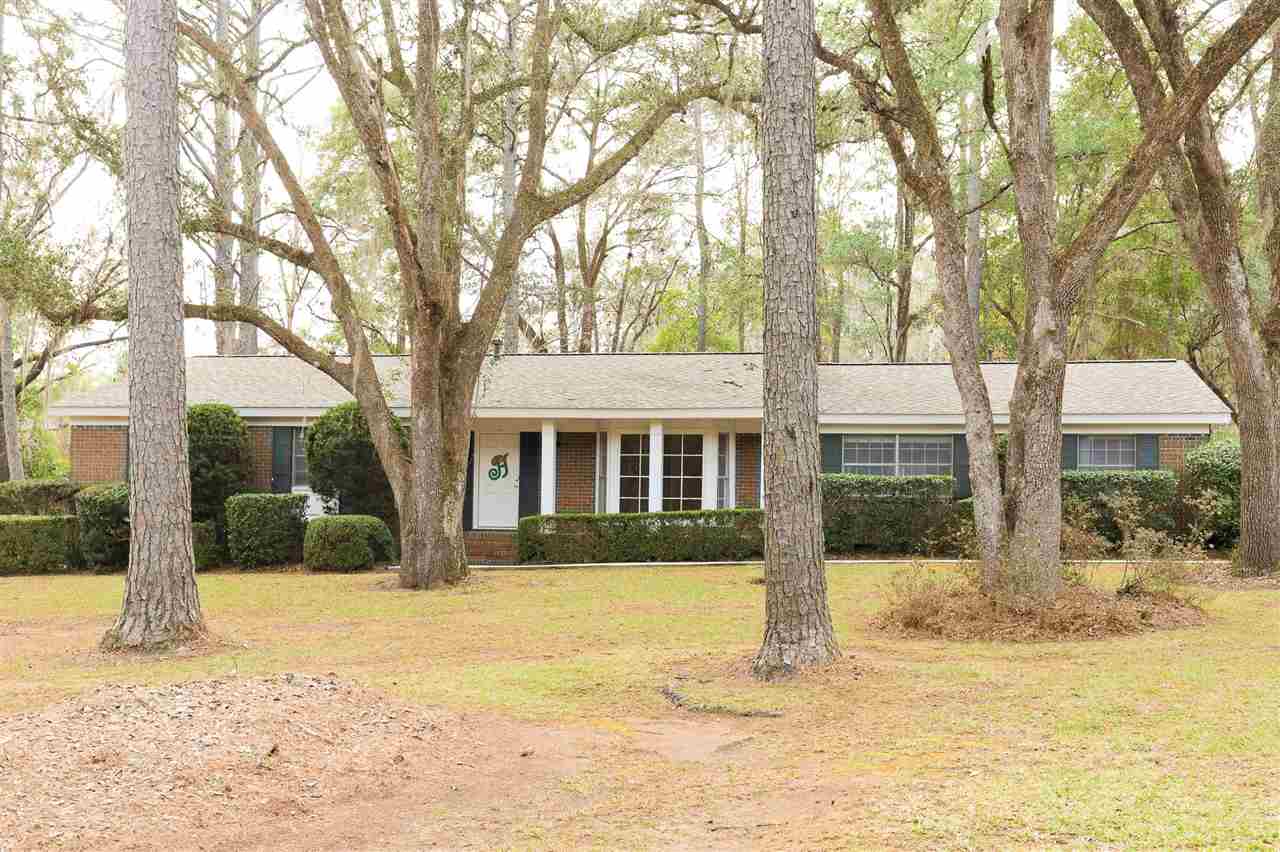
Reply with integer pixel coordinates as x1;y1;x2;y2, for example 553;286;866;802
475;433;520;529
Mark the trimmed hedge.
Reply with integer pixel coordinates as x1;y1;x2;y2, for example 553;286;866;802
1182;436;1240;546
75;482;130;568
226;493;308;568
192;520;222;570
821;474;955;554
518;508;764;564
0;478;80;515
303;514;393;571
1061;469;1178;541
0;514;77;574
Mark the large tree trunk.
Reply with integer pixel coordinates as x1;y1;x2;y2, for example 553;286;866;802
212;0;236;355
964;24;988;355
995;0;1065;601
235;0;262;355
103;0;205;651
754;0;839;680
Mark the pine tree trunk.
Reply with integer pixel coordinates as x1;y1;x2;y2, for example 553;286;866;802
754;0;838;680
892;180;915;362
693;95;711;351
499;0;520;354
103;0;205;651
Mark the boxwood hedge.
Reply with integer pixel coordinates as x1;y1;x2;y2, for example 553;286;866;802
303;514;394;571
0;478;81;516
0;514;78;574
75;482;130;568
820;474;955;554
225;493;307;568
518;508;764;564
1182;436;1241;546
1061;469;1178;541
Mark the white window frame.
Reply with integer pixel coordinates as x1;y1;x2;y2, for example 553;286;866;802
661;433;704;512
840;434;953;477
1078;435;1137;470
291;427;309;488
618;432;650;514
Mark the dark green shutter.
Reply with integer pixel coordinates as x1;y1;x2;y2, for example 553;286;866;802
518;432;541;518
820;433;843;473
1137;434;1159;469
953;434;971;498
1061;434;1078;471
270;427;293;493
463;432;475;531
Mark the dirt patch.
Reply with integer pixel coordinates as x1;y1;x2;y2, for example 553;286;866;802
0;674;613;851
874;573;1207;642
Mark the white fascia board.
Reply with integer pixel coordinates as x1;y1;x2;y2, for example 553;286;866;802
471;407;761;420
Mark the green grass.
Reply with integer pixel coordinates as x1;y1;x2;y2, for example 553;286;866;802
1;563;1276;847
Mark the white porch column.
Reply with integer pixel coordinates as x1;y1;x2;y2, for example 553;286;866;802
726;431;737;508
540;420;556;514
648;421;664;512
702;430;719;510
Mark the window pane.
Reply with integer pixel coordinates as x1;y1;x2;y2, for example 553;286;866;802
1080;436;1136;469
663;455;681;477
621;456;642;477
621;434;644;454
684;435;703;454
684;455;702;477
899;437;952;476
621;478;639;499
663;498;681;512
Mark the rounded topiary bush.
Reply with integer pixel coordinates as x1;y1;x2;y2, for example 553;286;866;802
303;514;394;572
1183;436;1241;547
225;493;307;568
188;403;251;529
304;402;406;536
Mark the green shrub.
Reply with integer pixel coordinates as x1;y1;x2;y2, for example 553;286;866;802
188;403;251;530
225;493;307;568
75;482;130;568
1061;469;1178;542
192;520;223;570
517;509;765;564
0;514;77;574
304;402;407;537
303;514;393;571
0;478;80;515
1182;436;1240;547
820;474;955;554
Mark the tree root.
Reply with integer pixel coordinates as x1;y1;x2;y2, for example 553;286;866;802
659;685;783;718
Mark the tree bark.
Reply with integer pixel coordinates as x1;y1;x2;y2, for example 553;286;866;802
754;0;839;679
103;0;205;651
892;179;915;362
693;94;711;351
212;0;236;355
0;2;21;482
499;0;520;354
235;0;262;355
965;23;988;355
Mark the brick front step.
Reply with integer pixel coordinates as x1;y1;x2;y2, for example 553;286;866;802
465;530;516;564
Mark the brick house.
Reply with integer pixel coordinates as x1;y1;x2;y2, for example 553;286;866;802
49;354;1232;562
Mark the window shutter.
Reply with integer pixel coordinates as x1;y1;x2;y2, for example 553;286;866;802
1137;434;1159;469
518;431;541;517
1061;434;1078;471
820;433;843;474
270;427;293;493
952;434;971;498
462;432;475;531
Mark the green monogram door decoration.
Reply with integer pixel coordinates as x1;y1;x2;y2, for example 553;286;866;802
487;452;510;481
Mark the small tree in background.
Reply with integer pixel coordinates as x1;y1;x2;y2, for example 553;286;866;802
305;402;408;535
187;403;250;532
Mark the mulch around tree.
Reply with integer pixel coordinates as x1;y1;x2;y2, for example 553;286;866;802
0;674;445;851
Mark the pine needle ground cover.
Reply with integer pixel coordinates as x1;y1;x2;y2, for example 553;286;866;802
1;565;1275;849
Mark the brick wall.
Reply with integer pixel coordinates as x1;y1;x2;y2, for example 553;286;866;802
465;530;516;563
556;432;596;513
247;426;274;491
736;433;761;508
1159;433;1210;473
70;426;127;483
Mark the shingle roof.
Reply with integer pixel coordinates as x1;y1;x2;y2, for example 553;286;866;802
49;353;1232;421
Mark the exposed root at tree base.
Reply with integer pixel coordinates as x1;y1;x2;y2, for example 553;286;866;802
875;582;1207;642
98;623;212;654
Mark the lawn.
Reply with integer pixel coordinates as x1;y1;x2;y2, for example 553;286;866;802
1;563;1277;849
